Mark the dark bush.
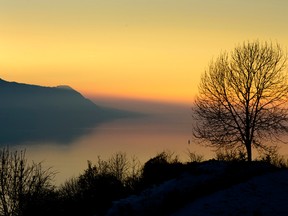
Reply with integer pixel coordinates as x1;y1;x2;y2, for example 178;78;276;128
142;151;184;186
58;160;129;216
21;190;61;216
0;148;56;216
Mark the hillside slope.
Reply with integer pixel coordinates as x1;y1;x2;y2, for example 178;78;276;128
173;170;288;216
0;78;127;144
107;161;288;216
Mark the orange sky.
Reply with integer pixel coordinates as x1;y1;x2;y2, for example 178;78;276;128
1;0;288;103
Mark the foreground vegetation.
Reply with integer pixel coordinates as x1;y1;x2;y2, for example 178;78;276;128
0;148;287;216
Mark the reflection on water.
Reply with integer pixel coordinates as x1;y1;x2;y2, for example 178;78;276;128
17;101;215;185
9;98;288;185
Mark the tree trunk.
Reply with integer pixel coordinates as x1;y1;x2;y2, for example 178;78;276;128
245;142;252;162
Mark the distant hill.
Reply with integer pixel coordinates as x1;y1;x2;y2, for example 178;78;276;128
0;78;132;144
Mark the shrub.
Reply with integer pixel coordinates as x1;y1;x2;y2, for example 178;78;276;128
0;148;55;216
142;151;183;186
186;149;204;163
58;153;143;215
215;148;247;161
258;147;288;168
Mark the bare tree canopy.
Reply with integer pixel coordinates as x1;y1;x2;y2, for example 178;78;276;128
193;41;288;161
0;148;55;216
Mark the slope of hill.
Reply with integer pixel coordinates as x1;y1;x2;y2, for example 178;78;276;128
0;78;131;144
172;169;288;216
107;161;288;216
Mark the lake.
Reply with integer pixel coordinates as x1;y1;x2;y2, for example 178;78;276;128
11;97;288;185
13;98;214;185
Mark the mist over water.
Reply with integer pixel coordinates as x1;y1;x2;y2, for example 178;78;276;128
15;97;215;185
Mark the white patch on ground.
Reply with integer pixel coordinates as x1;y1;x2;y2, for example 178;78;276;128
172;170;288;216
107;161;288;216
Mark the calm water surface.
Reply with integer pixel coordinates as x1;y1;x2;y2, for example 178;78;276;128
14;98;288;185
15;100;214;185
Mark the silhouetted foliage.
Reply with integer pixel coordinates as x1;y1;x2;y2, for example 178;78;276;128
194;41;288;161
215;148;247;162
258;146;288;168
0;148;55;216
58;152;143;215
123;155;143;193
2;149;287;216
58;162;125;215
108;152;130;182
49;149;288;216
21;189;60;216
142;151;184;186
78;162;126;215
186;149;204;163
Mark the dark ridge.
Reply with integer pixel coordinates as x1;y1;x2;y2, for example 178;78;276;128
0;78;135;144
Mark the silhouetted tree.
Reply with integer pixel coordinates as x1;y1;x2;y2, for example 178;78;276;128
57;152;145;215
58;153;134;216
76;161;125;215
108;152;129;182
124;155;142;193
193;41;288;161
0;148;55;216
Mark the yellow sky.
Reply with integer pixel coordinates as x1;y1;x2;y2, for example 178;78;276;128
1;0;288;103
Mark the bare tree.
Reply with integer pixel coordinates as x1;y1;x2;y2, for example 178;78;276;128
0;148;55;216
108;152;130;182
193;41;288;161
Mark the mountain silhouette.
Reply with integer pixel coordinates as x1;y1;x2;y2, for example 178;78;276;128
0;78;130;144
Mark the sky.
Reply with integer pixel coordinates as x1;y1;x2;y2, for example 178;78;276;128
1;0;288;104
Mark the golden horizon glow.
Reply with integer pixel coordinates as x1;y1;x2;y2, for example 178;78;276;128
1;0;288;104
